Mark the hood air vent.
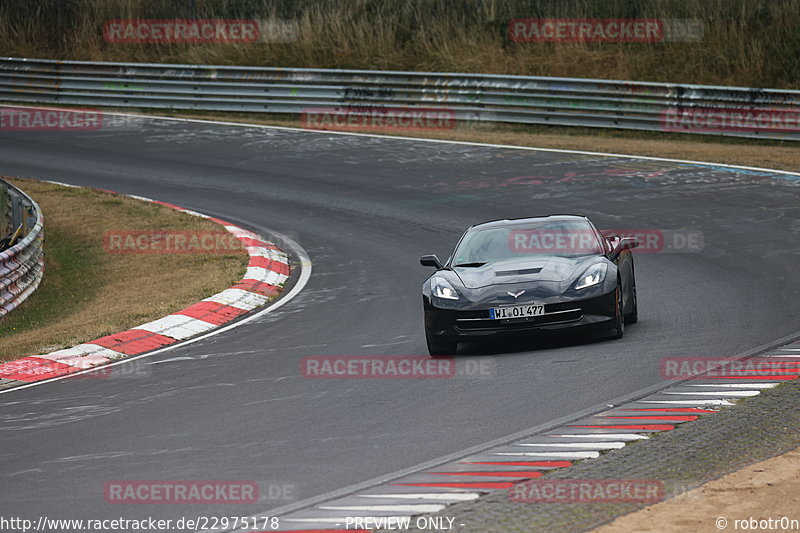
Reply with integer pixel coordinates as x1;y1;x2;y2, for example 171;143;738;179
495;267;542;276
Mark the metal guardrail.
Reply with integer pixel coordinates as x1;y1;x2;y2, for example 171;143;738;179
0;56;798;140
0;179;44;318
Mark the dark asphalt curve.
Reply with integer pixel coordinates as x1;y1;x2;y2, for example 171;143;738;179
0;116;799;524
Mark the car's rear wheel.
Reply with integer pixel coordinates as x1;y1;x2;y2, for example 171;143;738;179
426;331;457;356
625;281;638;324
612;286;625;339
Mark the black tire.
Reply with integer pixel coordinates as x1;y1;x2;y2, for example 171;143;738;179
624;281;638;324
612;286;625;339
426;331;457;356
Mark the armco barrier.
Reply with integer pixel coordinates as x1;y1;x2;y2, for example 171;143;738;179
0;57;798;140
0;179;44;318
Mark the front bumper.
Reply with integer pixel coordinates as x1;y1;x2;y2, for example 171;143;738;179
424;289;617;342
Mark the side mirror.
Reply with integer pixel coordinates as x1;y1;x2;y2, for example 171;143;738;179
420;254;443;269
619;236;640;250
608;237;639;260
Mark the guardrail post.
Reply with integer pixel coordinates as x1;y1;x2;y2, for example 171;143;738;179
0;183;8;239
9;190;22;234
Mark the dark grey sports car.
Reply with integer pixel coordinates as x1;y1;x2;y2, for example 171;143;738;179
420;215;639;355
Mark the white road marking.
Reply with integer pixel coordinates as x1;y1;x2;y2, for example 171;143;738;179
243;266;289;285
641;399;734;406
664;391;761;397
493;451;600;459
36;351;112;369
170;205;211;219
204;288;270;310
547;433;648;440
246;246;289;262
36;344;126;367
357;493;480;501
513;442;625;449
125;194;155;202
149;357;195;364
44;180;80;188
223;225;262;239
318;504;444;513
136;314;218;340
687;383;777;389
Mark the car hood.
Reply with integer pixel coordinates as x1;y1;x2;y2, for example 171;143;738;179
453;255;602;289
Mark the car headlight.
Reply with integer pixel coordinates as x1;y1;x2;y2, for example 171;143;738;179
575;262;608;290
431;276;460;300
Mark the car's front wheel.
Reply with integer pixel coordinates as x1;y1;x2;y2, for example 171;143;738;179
426;331;457;356
612;286;625;339
625;281;638;324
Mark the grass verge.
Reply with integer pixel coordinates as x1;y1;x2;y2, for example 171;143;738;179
0;178;248;362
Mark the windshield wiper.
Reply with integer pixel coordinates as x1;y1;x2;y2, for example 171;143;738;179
453;262;487;268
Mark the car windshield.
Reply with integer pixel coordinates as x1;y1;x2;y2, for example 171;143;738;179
452;220;603;265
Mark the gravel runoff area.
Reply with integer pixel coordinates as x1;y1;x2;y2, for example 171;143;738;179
377;342;800;533
591;446;800;533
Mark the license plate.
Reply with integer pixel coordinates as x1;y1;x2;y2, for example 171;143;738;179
490;304;545;320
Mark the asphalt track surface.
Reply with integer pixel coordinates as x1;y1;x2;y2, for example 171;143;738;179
1;115;799;524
